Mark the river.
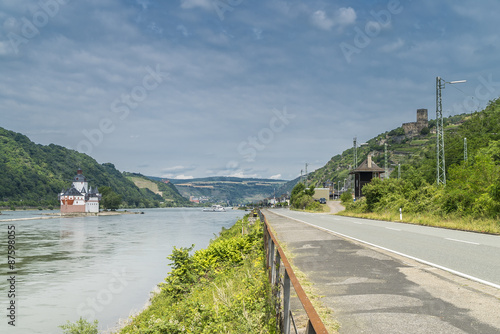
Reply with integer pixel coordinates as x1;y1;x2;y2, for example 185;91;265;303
0;208;244;333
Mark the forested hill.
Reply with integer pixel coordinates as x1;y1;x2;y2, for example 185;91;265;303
0;127;187;208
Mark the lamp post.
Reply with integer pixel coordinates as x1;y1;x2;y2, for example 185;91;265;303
436;77;466;186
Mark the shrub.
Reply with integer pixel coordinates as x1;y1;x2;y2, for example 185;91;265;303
59;318;98;334
305;200;321;211
340;191;352;204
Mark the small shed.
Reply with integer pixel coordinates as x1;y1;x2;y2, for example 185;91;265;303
349;155;385;198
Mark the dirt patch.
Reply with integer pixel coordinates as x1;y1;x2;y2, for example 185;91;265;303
327;201;345;214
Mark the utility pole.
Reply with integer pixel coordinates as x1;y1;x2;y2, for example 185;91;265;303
353;137;358;168
300;169;303;184
464;137;468;165
304;163;308;187
398;164;401;179
384;143;388;179
436;76;466;186
436;77;446;186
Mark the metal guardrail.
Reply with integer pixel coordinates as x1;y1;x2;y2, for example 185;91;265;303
258;210;329;334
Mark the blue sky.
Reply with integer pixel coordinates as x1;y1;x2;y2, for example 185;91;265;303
1;0;500;180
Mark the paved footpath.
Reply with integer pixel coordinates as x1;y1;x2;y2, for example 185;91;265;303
263;209;500;334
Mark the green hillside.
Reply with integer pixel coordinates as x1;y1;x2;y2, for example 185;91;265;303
125;173;191;207
0;127;185;209
306;113;471;188
310;97;500;232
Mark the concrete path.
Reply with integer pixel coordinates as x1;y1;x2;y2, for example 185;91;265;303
263;209;500;334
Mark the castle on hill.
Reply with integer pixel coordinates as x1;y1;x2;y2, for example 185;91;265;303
402;109;428;137
58;169;101;213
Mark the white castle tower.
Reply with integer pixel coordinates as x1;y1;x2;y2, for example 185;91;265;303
59;168;101;213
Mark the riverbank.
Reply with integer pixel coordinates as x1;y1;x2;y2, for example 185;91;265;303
118;215;276;333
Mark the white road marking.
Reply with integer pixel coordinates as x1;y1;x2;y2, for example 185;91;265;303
269;210;500;290
445;238;480;245
386;227;402;231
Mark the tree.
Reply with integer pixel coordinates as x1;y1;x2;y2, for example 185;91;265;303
290;183;318;210
290;183;305;206
304;185;315;197
99;186;122;211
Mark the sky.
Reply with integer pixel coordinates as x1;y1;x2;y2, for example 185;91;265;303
1;0;500;181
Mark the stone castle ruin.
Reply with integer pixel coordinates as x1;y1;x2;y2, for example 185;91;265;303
402;109;428;137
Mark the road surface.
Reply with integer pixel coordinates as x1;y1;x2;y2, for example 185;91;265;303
264;209;500;333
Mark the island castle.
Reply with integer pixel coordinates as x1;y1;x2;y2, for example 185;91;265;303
58;168;101;213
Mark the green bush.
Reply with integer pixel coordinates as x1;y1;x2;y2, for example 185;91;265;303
305;200;321;211
59;317;98;334
340;191;352;204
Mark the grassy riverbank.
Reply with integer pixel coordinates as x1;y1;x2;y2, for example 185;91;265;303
119;215;276;333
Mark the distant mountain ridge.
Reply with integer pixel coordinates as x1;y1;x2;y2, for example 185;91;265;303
147;176;289;204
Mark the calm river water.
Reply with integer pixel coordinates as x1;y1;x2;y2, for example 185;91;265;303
0;208;244;333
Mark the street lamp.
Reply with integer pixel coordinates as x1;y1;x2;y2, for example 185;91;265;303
436;77;466;186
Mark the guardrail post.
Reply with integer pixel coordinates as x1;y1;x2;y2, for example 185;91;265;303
269;239;275;282
274;251;281;287
283;270;291;334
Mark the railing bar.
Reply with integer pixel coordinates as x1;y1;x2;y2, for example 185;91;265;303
260;209;329;334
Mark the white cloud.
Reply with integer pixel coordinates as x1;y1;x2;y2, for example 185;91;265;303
177;24;189;37
311;10;334;31
311;7;356;31
0;41;12;56
270;174;282;180
136;0;151;9
379;38;405;53
180;0;212;10
148;22;163;35
336;7;356;26
253;27;263;40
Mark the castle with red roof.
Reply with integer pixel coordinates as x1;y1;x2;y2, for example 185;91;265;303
58;169;101;213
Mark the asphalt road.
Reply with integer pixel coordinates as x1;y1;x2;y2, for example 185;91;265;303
269;209;500;289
